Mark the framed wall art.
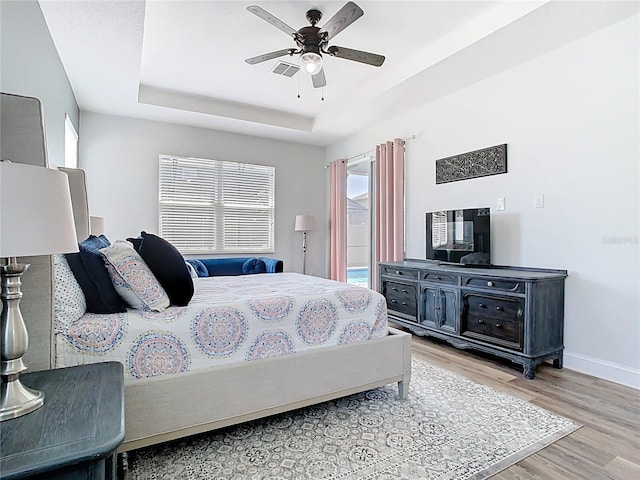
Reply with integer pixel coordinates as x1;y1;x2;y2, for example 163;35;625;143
435;144;507;184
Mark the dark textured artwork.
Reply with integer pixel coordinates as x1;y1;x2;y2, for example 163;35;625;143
436;144;507;184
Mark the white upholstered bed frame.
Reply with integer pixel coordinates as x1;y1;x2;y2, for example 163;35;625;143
6;93;412;452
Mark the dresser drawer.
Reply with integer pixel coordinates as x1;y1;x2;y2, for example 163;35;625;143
382;281;418;320
381;266;418;280
462;276;525;293
461;293;524;350
421;272;457;284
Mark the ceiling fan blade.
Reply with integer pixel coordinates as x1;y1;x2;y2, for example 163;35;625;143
245;49;293;65
312;69;327;88
247;5;297;38
319;2;363;41
328;46;385;67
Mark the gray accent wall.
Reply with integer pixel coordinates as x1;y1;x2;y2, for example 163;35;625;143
0;0;79;167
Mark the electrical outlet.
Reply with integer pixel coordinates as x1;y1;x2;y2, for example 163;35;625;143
496;198;505;211
534;194;544;208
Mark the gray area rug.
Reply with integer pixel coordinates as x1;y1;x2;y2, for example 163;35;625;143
129;358;580;479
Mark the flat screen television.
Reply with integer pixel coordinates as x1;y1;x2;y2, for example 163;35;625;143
425;208;491;265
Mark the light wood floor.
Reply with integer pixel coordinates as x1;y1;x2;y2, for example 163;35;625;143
402;326;640;480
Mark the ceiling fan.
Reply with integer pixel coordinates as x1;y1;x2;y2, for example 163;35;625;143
245;2;385;88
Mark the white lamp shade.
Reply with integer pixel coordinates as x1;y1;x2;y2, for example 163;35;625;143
0;162;78;257
90;216;105;236
295;214;316;232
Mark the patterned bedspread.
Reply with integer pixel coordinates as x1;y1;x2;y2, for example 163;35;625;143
54;273;388;382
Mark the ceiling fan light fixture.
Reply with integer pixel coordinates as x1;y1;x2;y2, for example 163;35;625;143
246;2;384;88
300;52;323;75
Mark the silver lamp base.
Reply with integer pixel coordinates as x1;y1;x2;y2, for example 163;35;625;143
302;231;308;275
0;378;44;421
1;259;44;421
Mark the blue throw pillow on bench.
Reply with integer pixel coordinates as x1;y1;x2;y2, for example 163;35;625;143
242;257;266;274
261;257;283;273
186;259;209;278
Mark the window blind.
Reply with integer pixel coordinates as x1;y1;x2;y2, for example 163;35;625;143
159;155;275;254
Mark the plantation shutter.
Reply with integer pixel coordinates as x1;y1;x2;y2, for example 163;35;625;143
159;155;275;254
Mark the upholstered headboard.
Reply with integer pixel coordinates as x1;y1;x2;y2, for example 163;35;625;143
1;93;89;372
59;167;90;241
1;93;49;168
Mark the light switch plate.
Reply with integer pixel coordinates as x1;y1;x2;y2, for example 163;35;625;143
496;198;505;211
534;194;544;208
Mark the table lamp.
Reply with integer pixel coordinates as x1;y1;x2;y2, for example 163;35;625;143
294;214;316;275
0;161;78;421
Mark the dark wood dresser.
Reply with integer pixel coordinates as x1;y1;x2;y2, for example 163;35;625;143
0;362;125;480
379;260;567;379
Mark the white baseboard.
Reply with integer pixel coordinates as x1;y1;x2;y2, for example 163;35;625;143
564;352;640;390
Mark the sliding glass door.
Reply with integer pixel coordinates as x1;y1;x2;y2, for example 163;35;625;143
346;155;373;287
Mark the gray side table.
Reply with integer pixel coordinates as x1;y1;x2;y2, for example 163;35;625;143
0;362;125;480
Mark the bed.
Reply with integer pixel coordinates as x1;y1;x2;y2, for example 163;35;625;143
7;93;412;456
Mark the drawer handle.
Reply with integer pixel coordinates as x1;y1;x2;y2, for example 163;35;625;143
495;323;503;328
401;302;408;306
477;319;485;324
478;303;485;308
391;287;398;292
390;299;397;303
487;281;494;287
435;276;442;280
395;270;401;275
401;289;408;294
496;306;504;312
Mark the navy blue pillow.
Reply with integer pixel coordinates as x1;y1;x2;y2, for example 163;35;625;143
135;232;194;306
242;257;266;275
186;259;209;278
65;235;127;314
126;236;143;252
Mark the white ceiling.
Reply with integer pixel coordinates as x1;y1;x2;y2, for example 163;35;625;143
38;0;639;146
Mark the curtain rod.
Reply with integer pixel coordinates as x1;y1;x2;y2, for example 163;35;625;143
325;135;416;168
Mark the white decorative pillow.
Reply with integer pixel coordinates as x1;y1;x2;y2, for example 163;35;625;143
100;240;170;312
53;254;87;329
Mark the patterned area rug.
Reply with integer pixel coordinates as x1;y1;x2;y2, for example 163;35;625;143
129;358;580;479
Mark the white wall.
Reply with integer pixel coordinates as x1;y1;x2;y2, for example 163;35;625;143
79;112;327;276
0;0;79;166
327;15;640;388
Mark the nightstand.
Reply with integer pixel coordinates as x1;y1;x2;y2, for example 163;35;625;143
0;362;125;480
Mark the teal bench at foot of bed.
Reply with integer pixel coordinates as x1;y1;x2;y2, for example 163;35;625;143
187;257;283;277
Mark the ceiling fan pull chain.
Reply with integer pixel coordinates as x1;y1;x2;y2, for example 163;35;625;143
321;87;324;101
297;57;301;98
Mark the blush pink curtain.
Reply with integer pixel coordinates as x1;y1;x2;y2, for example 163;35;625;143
329;159;347;282
374;139;405;289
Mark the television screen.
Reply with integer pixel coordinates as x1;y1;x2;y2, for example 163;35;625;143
425;208;490;265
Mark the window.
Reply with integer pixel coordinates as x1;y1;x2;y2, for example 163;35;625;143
64;114;78;168
158;155;275;254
